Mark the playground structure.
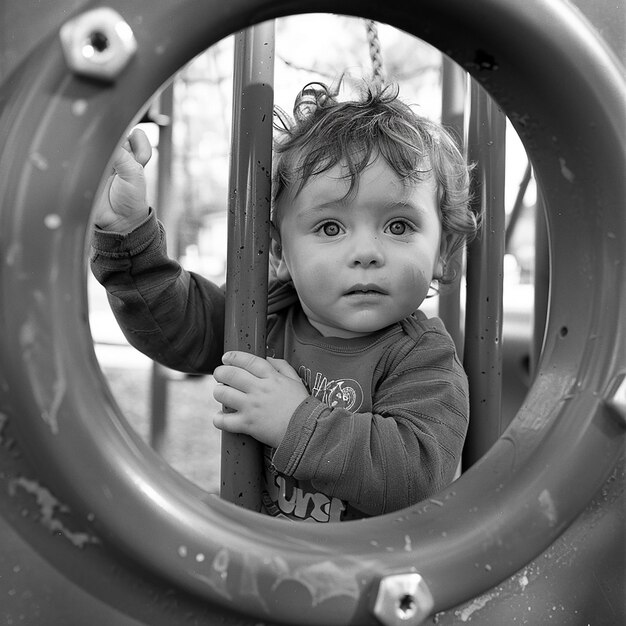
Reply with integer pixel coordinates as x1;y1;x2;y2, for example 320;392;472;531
0;1;624;625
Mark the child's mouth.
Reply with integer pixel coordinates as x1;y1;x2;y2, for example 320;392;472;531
345;284;386;296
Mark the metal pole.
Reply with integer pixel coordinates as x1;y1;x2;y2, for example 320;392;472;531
150;84;175;452
220;23;275;510
462;81;506;468
438;57;467;358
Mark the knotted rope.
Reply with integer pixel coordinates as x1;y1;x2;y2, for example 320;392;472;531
365;19;385;88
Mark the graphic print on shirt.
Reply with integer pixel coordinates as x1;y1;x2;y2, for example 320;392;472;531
262;452;347;523
298;367;364;412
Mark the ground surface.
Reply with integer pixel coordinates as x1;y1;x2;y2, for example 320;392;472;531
102;364;222;494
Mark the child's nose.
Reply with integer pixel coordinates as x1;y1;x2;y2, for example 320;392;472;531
349;233;385;267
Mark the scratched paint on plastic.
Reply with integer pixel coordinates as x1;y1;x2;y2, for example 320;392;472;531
8;476;99;548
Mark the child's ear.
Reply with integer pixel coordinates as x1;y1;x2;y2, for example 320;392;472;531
434;256;445;281
434;233;454;280
270;227;292;282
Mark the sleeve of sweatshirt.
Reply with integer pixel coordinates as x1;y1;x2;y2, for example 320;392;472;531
89;209;226;374
270;327;469;516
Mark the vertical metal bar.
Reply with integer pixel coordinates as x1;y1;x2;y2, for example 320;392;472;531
220;23;275;510
462;81;506;469
439;57;467;358
150;84;175;452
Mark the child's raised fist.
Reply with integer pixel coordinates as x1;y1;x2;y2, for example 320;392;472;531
93;128;152;233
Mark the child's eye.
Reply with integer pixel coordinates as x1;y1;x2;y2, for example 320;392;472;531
319;222;341;236
386;220;412;236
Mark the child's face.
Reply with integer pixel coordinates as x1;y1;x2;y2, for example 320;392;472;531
274;157;444;339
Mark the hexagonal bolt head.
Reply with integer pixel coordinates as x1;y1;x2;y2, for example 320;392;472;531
59;7;137;82
372;572;434;626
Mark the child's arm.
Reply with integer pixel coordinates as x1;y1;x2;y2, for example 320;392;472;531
261;331;468;516
90;129;226;373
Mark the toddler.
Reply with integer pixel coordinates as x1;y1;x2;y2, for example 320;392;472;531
91;82;478;522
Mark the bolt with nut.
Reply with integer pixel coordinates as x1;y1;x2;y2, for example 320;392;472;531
372;571;434;626
59;7;137;82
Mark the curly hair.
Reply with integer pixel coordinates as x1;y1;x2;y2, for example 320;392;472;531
272;81;479;284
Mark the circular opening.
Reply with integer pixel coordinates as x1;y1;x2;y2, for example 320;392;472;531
89;15;541;505
92;15;527;499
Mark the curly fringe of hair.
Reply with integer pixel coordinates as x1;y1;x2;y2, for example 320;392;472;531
272;80;480;284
